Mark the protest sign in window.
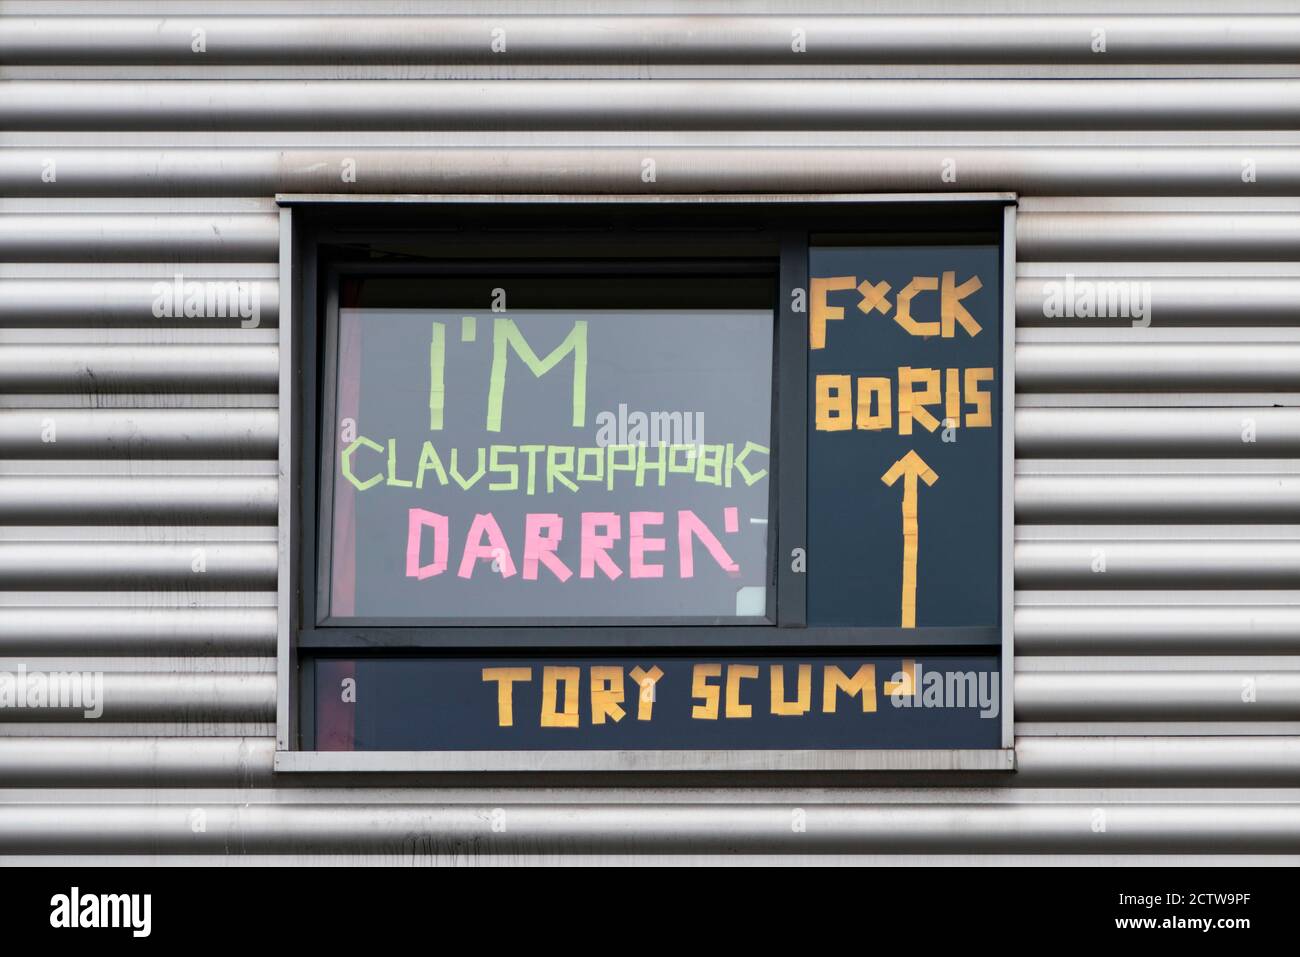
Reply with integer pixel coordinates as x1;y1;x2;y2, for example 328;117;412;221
285;200;1013;762
322;274;775;621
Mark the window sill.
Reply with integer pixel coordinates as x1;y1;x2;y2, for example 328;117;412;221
274;748;1015;774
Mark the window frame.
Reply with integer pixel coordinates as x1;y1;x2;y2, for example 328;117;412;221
275;194;1017;770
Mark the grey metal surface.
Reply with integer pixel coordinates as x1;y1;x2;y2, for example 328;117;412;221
0;542;277;589
4;16;1299;65
0;278;280;326
0;801;1297;854
0;476;277;523
1016;408;1300;457
0;607;276;655
0;214;278;261
1016;672;1300;721
1017;343;1300;392
1018;211;1300;260
274;749;1018;775
1014;605;1300;655
1016;276;1300;326
7;79;1300;130
5;147;1300;196
1015;474;1300;523
0;409;278;457
0;345;278;391
1015;540;1300;589
5;735;1300;788
0;3;1296;861
0;673;274;722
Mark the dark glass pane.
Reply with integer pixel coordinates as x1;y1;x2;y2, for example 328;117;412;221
312;655;1002;752
807;245;1002;628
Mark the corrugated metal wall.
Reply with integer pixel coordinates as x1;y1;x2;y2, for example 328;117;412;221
1;1;1297;863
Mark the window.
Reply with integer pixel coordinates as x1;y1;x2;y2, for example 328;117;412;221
807;242;1003;629
321;270;776;622
282;198;1014;770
